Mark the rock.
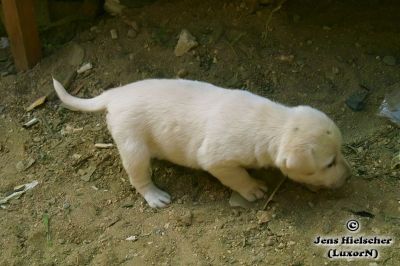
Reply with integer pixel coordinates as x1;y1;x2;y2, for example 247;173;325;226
177;69;188;78
16;161;25;172
77;63;92;74
174;29;198;57
123;19;139;32
90;26;99;32
287;241;296;246
122;202;134;208
266;236;275;246
23;117;39;128
104;0;125;15
256;210;272;225
177;210;193;226
110;29;118;39
277;242;285;249
125;235;138;241
346;90;369;111
15;158;35;172
383;56;396;66
63;202;70;210
80;166;96;182
127;29;137;39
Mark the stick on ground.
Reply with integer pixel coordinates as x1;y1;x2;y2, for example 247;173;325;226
263;176;287;210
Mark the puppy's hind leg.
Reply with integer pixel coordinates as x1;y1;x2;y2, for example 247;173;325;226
207;166;268;202
117;139;171;208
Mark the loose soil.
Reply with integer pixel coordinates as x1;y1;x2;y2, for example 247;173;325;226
0;0;399;265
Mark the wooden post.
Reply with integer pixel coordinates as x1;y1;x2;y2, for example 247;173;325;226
2;0;42;71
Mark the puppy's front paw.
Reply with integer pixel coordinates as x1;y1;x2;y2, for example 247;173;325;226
238;180;268;202
142;185;171;208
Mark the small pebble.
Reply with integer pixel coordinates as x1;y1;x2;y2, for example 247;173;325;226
287;241;296;246
127;29;137;38
63;202;70;210
177;210;193;226
266;236;275;246
256;211;272;225
177;69;188;78
58;239;66;245
16;161;25;172
383;55;396;66
126;235;138;241
277;242;285;249
110;29;118;39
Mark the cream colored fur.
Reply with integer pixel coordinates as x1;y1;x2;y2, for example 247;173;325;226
53;78;350;208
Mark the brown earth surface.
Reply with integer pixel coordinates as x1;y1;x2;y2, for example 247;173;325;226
0;0;399;265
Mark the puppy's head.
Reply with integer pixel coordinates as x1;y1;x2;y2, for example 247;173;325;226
276;106;351;189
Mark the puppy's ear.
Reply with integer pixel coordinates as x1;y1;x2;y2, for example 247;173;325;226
281;148;317;175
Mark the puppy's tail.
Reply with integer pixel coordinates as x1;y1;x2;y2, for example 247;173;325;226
52;78;107;112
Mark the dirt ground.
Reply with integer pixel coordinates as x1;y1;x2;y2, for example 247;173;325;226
1;0;399;265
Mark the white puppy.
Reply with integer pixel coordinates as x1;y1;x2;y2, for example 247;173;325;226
53;78;350;208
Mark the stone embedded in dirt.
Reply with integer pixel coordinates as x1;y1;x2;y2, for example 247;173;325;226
277;54;294;63
122;202;134;208
63;202;70;210
77;63;93;74
287;241;296;246
94;143;114;149
15;158;35;172
23;117;39;128
104;0;125;15
383;55;396;66
126;235;138;241
110;29;118;39
256;210;272;224
345;90;369;111
80;166;96;182
15;161;25;172
127;29;137;39
177;69;188;78
174;29;198;57
266;236;275;246
177;210;193;226
123;19;139;32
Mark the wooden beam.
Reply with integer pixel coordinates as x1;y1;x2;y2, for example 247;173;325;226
2;0;42;71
